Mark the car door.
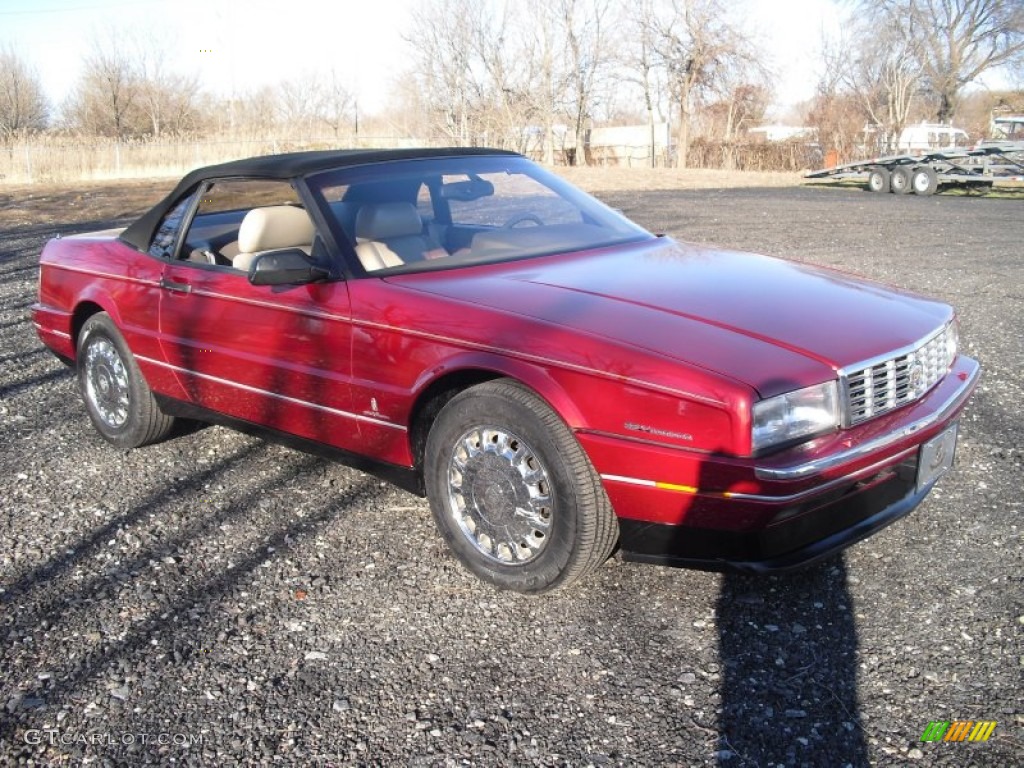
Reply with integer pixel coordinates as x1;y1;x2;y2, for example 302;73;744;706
155;178;364;453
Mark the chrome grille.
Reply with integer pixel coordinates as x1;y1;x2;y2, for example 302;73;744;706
842;324;954;426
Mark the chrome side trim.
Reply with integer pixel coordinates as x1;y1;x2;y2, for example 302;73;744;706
601;473;695;492
48;263;161;288
188;287;350;324
33;322;71;340
755;357;979;482
136;355;407;432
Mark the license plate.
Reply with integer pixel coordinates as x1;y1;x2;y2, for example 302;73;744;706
916;422;958;493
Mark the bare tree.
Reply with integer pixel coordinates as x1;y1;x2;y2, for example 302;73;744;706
528;0;562;164
807;38;872;164
228;86;279;137
705;42;770;141
821;15;923;151
620;0;667;166
645;0;764;167
0;46;49;142
64;30;141;138
712;83;770;140
311;70;355;139
559;0;614;165
847;26;921;149
132;32;201;137
466;0;536;151
269;71;356;139
405;0;484;143
64;27;203;139
403;0;641;162
852;0;1024;123
275;78;316;135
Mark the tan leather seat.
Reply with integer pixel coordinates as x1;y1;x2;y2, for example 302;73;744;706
232;206;315;273
354;202;444;271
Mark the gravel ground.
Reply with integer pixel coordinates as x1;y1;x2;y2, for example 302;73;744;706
0;182;1021;767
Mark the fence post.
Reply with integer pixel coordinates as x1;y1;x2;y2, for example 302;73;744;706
24;145;32;182
115;141;121;176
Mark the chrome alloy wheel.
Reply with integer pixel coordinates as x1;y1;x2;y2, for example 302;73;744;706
83;338;130;429
447;426;553;564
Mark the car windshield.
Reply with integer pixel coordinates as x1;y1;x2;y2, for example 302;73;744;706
305;155;651;274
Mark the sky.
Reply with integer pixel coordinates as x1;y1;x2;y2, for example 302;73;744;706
0;0;415;110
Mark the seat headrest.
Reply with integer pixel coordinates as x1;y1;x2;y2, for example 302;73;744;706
238;205;315;253
355;202;422;241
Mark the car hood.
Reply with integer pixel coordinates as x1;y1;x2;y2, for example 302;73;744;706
390;238;952;398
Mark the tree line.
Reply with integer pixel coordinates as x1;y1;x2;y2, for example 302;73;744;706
2;0;1022;168
814;0;1024;160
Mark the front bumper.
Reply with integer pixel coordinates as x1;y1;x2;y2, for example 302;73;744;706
618;456;926;572
580;356;979;573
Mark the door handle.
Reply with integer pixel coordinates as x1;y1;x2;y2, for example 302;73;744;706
159;277;192;294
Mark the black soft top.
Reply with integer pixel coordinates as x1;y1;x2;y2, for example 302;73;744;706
119;146;520;251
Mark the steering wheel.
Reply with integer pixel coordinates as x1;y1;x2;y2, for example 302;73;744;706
502;213;544;228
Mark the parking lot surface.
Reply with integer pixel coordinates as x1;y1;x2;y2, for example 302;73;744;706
0;182;1020;766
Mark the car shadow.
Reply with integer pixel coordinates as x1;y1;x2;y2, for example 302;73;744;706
609;432;869;764
715;560;867;765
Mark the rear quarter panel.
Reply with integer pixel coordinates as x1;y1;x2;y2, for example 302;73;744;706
35;235;166;378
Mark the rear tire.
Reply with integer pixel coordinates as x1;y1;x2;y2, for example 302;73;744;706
867;167;890;193
424;379;618;593
890;166;913;195
911;166;938;196
77;312;175;449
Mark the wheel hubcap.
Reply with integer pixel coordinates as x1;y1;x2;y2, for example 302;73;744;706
447;426;552;564
84;338;130;428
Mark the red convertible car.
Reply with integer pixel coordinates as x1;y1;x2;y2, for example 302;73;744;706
32;148;979;593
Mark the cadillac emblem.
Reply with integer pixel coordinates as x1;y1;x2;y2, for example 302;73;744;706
909;360;925;393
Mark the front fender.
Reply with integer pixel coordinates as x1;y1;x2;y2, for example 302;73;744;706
410;349;589;430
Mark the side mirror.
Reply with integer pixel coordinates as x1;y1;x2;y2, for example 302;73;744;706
248;249;329;286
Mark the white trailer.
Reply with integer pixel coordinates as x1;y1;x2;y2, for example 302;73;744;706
804;143;1024;196
895;123;970;154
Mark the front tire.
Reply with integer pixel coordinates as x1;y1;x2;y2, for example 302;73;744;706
424;380;617;593
77;312;175;449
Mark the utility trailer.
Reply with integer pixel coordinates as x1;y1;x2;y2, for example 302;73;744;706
805;142;1024;196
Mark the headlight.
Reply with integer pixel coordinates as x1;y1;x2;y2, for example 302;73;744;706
944;319;958;368
752;381;840;454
